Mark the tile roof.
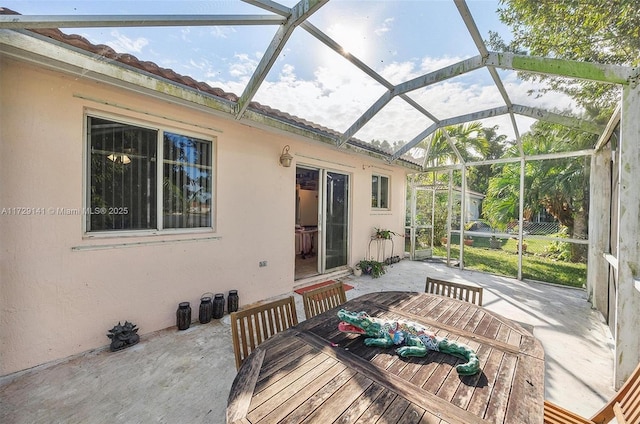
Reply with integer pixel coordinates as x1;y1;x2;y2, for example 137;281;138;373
0;7;418;167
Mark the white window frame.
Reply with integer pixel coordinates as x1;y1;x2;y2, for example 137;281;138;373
371;174;390;210
84;111;216;236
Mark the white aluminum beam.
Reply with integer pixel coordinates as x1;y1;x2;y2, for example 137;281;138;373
587;148;612;314
614;82;640;388
485;51;634;84
0;14;285;28
595;104;621;151
235;0;328;119
393;55;485;96
427;148;593;172
392;123;440;160
439;106;510;128
339;91;395;146
242;0;290;17
512;104;604;134
443;128;465;165
391;106;509;161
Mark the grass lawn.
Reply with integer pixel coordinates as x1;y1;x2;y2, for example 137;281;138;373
433;237;587;288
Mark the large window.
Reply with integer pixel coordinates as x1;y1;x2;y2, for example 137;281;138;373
87;116;213;233
371;174;389;209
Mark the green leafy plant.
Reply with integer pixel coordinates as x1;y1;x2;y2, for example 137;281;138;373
358;260;386;278
374;228;400;240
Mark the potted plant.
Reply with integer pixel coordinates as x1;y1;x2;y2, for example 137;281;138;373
353;263;362;277
464;236;474;246
374;228;400;240
489;235;501;249
358;259;386;278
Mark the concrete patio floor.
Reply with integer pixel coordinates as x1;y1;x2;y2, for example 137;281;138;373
0;259;616;423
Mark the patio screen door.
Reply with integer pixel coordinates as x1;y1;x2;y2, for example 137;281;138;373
322;171;349;272
407;185;436;260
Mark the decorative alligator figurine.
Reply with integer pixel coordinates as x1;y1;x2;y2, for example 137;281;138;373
337;309;480;375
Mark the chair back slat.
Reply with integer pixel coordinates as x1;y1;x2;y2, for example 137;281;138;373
230;296;298;370
425;277;483;306
545;362;640;423
302;281;347;319
617;362;640;424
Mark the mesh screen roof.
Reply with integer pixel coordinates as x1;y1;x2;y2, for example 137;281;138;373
0;0;629;170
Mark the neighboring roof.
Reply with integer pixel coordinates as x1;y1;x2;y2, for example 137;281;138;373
0;7;419;169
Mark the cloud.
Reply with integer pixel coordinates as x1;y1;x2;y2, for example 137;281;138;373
210;27;236;39
375;17;394;36
228;53;259;79
106;30;148;54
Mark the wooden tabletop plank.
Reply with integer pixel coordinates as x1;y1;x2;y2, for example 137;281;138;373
353;390;399;424
333;382;388;424
462;308;486;334
484;353;518;423
518;333;545;360
443;301;472;327
255;343;317;386
425;353;460;396
251;363;352;423
466;347;507;419
449;343;494;411
435;356;469;402
503;350;545;423
227;348;265;424
449;302;480;330
418;413;447;424
437;301;467;326
279;367;358;423
378;396;412;422
494;322;512;345
397;402;426;424
301;372;375;423
251;353;333;410
481;314;502;341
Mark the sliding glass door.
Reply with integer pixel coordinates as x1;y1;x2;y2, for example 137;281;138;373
322;171;349;271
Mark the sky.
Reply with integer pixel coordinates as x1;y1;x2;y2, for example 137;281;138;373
2;0;578;152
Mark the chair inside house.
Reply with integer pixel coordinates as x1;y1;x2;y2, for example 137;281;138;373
302;281;347;320
230;295;299;370
425;276;483;306
544;361;640;423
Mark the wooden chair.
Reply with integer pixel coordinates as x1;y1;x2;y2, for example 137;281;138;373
544;362;640;424
425;276;483;306
230;296;298;370
302;281;347;319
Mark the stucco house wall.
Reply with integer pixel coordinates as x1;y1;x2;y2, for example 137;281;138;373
0;57;408;376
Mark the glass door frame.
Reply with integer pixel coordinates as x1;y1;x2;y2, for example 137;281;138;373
319;169;350;273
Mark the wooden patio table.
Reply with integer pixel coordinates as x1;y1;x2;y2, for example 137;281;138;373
226;291;544;423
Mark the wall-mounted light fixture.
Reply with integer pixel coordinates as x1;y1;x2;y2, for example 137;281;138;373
279;145;293;167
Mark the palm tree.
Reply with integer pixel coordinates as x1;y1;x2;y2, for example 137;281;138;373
483;120;597;260
421;122;489;168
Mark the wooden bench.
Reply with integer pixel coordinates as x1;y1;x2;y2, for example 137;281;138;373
425;276;483;306
544;361;640;423
230;296;298;370
302;281;347;319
